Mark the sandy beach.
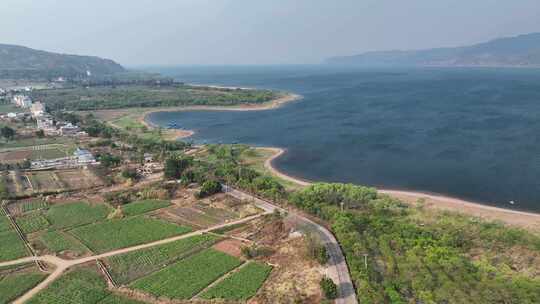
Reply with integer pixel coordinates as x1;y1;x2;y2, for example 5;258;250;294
261;147;540;231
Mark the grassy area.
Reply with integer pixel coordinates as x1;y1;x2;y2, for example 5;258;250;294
240;147;301;190
0;230;28;262
0;137;73;150
0;271;47;304
201;262;272;300
39;230;89;255
26;267;109;304
15;213;50;234
121;199;171;217
131;249;242;300
105;234;219;284
28;148;69;160
69;216;191;253
0;215;11;233
45;202;112;229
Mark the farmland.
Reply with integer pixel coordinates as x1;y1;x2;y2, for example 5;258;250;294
0;230;28;262
38;230;89;255
0;269;47;304
105;234;219;285
201;262;273;300
15;212;50;234
26;267;109;304
7;199;48;216
45;201;111;229
69;216;191;253
121;199;170;217
98;295;145;304
131;249;242;299
3;169;104;198
0;145;72;164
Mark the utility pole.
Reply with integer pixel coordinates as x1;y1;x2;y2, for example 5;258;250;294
340;201;345;212
363;253;368;269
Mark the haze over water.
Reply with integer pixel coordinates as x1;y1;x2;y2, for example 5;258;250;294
146;66;540;213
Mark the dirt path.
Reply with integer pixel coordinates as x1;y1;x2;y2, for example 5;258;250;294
4;211;270;304
223;185;358;304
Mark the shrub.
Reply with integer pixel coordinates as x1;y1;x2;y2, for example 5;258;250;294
320;277;338;299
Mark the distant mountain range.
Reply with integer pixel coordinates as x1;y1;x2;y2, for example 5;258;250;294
0;44;125;79
326;33;540;67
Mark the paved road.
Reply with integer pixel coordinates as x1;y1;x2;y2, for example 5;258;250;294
223;185;358;304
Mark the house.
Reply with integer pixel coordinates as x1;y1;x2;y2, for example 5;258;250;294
59;123;80;135
74;148;95;164
30;102;45;117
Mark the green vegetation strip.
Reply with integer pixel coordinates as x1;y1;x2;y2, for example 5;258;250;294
0;272;47;304
201;262;272;300
18;200;48;213
45;201;111;229
0;230;28;262
121;199;171;217
15;213;50;234
27;268;109;304
131;249;242;299
69;216;191;253
106;234;218;285
0;216;11;233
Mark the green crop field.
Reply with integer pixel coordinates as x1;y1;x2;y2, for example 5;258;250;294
26;267;109;304
39;230;89;255
201;262;272;300
0;271;46;304
105;234;219;284
45;201;112;229
0;230;28;262
131;249;242;300
69;216;191;253
15;213;50;234
121;199;171;217
97;295;145;304
0;216;11;233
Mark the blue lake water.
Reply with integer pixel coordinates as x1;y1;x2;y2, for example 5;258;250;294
144;65;540;213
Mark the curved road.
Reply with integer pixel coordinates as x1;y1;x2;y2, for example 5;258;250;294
223;185;358;304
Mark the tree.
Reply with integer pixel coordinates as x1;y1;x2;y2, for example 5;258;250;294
164;156;192;179
197;180;222;198
35;129;45;138
0;126;15;141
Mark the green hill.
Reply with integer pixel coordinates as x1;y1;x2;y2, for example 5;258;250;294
0;44;125;79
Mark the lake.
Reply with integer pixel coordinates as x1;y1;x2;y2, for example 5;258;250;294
144;65;540;213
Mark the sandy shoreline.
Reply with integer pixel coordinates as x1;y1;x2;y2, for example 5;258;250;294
261;147;540;231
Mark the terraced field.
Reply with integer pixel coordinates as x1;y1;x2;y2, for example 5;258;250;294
7;199;48;216
105;234;219;284
201;262;272;300
69;216;191;253
131;249;242;300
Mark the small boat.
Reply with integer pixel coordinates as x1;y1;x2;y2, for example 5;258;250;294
509;200;515;205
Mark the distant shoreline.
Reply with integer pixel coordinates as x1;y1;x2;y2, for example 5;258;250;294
260;147;540;231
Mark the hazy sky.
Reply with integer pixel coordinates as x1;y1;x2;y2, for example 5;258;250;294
1;0;539;65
